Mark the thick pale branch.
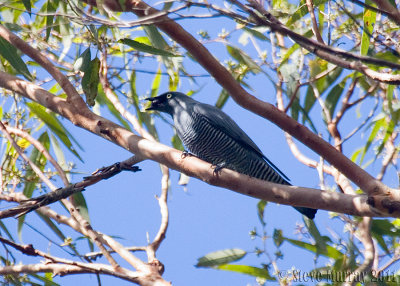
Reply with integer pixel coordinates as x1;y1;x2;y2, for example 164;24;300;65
0;25;85;108
0;67;398;217
115;0;396;198
0;264;169;285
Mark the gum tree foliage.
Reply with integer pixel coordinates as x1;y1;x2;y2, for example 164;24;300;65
0;0;400;285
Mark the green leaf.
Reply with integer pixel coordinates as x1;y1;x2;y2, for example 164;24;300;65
72;192;90;223
23;131;50;198
242;27;269;41
361;0;377;56
22;0;32;14
26;102;83;161
360;117;385;163
284;237;343;259
196;248;247;267
371;219;400;236
0;220;14;241
325;81;345;119
19;132;50;240
36;212;81;256
215;89;230;109
29;273;60;286
120;38;180;57
45;0;58;42
171;133;184;151
227;45;261;74
273;229;283;247
74;47;91;72
150;68;162;97
0;37;33;80
82;57;100;107
143;25;169;49
216;264;276;280
96;88;131;130
286;0;329;26
130;72;159;141
304;218;328;254
257;200;267;226
281;30;313;66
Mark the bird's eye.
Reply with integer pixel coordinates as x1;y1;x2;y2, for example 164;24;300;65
166;93;172;99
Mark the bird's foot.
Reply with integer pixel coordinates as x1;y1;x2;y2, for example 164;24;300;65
212;162;227;176
181;150;194;159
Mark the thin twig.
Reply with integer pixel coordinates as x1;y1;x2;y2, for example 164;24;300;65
305;0;324;43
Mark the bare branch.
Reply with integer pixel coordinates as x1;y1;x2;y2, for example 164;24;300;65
0;29;398;217
345;218;375;286
0;25;85;107
0;158;141;218
306;0;325;43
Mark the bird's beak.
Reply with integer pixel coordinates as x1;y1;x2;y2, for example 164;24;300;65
144;97;157;111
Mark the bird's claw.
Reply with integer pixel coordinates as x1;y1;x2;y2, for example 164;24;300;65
212;162;226;176
181;150;193;159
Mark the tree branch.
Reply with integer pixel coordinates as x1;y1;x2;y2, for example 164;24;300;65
0;38;398;217
94;1;398;199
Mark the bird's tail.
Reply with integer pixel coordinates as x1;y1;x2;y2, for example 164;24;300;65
294;206;317;220
282;180;317;219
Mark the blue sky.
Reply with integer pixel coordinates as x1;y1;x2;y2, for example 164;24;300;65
2;1;400;285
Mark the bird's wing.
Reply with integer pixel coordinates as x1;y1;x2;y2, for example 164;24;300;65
192;102;290;181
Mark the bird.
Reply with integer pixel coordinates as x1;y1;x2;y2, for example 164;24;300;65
146;91;317;219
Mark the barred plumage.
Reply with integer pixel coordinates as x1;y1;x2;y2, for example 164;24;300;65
146;92;317;219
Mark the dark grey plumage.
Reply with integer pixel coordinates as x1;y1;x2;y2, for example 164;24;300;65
146;91;317;219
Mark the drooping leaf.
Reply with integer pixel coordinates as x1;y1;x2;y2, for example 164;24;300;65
29;273;60;286
95;88;131;130
304;218;328;255
74;47;91;72
0;220;14;241
325;80;345;119
0;36;33;80
273;229;284;247
72;192;90;223
19;132;50;240
130;71;159;140
82;57;100;107
36;212;81;256
45;0;59;42
284;237;343;259
286;0;329;26
257;200;267;226
216;264;276;280
227;45;261;74
360;0;377;56
196;248;247;267
22;0;32;14
120;38;180;57
26;102;83;161
281;30;313;66
171;133;184;151
151;68;162;97
242;27;269;41
22;131;50;199
215;89;230;109
360;116;385;163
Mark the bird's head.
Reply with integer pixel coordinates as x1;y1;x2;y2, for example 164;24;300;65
145;91;190;115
